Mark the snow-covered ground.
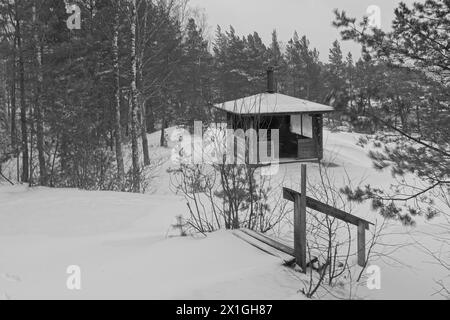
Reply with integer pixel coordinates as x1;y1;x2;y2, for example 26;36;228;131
0;129;448;300
0;186;305;300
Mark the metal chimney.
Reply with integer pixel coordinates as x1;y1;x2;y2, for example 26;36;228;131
267;67;275;93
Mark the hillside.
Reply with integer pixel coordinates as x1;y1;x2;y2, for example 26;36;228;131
0;129;448;300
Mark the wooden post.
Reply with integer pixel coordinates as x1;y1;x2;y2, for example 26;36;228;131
283;185;372;270
294;164;307;272
357;221;366;267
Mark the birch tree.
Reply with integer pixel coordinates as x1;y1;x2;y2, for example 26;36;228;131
130;0;141;193
113;1;125;189
33;1;47;186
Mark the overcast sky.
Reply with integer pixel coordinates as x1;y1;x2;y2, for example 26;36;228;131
189;0;416;61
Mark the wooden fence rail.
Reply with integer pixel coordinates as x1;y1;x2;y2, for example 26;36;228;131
282;165;373;271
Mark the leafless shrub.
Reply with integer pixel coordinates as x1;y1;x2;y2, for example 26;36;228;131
169;163;220;233
300;164;391;299
169;161;290;234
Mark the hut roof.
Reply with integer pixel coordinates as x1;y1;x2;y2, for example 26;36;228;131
214;93;334;116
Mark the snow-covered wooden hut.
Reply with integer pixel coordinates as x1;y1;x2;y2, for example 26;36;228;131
213;69;334;161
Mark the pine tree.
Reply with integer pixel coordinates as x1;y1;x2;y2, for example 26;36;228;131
268;30;286;92
325;40;347;112
334;0;450;224
178;18;213;124
244;31;268;93
269;30;282;68
285;32;323;101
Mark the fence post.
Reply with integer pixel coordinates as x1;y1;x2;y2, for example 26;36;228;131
357;221;366;267
294;164;307;273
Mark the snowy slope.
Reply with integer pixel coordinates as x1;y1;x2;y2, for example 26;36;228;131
0;128;448;300
0;185;304;300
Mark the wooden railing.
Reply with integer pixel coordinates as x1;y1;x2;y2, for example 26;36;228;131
283;165;373;271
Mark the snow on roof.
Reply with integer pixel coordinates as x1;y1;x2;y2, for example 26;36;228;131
214;93;334;115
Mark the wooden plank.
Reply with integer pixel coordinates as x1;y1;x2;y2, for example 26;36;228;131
240;229;295;257
254;159;319;168
306;196;371;230
297;139;317;160
283;187;372;229
357;221;366;267
233;230;294;265
296;164;307;273
283;187;296;202
294;194;301;266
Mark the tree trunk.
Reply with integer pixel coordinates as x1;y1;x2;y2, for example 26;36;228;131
16;10;28;183
136;3;150;167
141;101;150;166
60;134;68;174
130;0;140;193
416;104;421;135
147;105;155;133
33;3;47;186
113;4;125;189
29;105;34;186
160;116;167;147
10;42;16;152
